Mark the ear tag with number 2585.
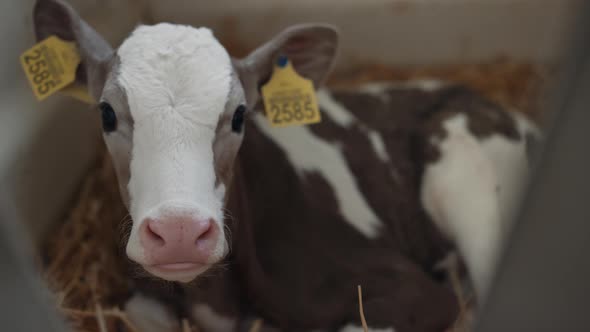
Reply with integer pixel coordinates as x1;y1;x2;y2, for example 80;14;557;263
261;56;321;127
20;35;93;103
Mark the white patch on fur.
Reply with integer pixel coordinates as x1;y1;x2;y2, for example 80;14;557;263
368;130;402;183
481;111;539;227
421;114;502;297
339;324;395;332
253;113;382;238
513;110;542;138
367;130;389;162
422;112;537;297
359;79;445;98
192;304;236;332
116;23;232;265
480;135;527;225
412;79;445;91
125;294;179;332
317;89;356;127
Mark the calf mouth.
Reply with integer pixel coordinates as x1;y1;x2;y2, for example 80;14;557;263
144;262;212;283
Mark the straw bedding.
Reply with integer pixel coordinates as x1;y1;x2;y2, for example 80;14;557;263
41;59;547;332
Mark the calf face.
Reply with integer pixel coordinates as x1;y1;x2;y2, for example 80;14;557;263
34;0;338;282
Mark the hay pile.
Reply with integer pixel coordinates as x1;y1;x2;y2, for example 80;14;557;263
42;59;546;332
42;152;138;331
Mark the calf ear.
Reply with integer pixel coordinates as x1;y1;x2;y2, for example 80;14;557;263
235;23;339;108
33;0;113;100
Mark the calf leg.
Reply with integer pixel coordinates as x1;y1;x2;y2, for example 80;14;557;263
125;293;180;332
421;116;503;297
191;303;237;332
339;292;457;332
339;259;459;332
187;270;241;332
338;290;458;332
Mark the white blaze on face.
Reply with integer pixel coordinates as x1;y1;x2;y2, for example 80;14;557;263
116;23;232;263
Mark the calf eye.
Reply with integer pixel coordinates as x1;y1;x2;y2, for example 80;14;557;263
231;105;247;133
99;102;117;133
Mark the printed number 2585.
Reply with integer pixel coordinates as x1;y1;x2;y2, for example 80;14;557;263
25;48;56;95
271;97;315;124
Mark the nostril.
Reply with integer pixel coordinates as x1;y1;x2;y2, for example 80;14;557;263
146;221;165;247
195;219;214;244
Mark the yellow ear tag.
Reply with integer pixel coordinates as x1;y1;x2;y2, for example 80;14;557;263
261;56;321;127
20;35;93;103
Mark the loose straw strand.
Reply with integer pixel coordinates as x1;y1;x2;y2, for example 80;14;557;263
182;318;192;332
248;319;263;332
94;302;108;332
90;264;108;332
446;256;475;331
357;285;369;332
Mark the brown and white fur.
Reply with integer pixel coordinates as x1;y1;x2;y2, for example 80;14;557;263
33;1;540;331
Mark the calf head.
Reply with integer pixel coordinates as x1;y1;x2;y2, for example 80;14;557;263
34;0;338;282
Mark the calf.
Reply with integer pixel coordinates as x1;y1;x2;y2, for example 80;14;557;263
33;1;539;331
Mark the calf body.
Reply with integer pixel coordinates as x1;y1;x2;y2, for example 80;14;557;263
32;1;538;331
128;83;538;332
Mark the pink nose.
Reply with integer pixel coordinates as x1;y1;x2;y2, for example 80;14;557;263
139;215;218;266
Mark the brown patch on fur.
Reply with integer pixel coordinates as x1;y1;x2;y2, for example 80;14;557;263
413;86;522;164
